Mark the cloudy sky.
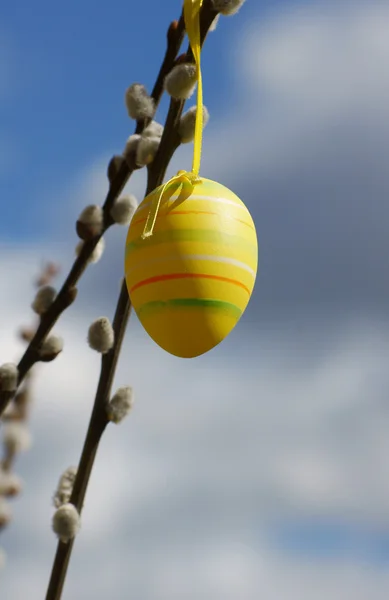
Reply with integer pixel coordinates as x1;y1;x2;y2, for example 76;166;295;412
1;0;389;598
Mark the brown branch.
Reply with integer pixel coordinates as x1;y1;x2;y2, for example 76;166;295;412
135;12;186;134
0;15;186;421
45;280;131;600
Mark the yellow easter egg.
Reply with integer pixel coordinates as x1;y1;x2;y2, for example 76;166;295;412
124;177;258;358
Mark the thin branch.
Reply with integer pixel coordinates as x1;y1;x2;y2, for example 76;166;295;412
45;281;131;600
136;12;186;134
0;16;186;421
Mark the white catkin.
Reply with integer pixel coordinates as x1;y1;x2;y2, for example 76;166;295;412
211;0;246;15
77;205;104;233
3;422;32;455
124;134;141;158
135;136;160;167
125;84;155;120
110;194;138;225
88;317;114;353
0;471;23;496
89;238;105;263
40;335;63;358
53;466;77;508
75;237;105;264
178;105;210;143
142;120;164;138
52;503;80;543
164;63;198;99
0;363;18;391
31;285;56;315
107;386;134;424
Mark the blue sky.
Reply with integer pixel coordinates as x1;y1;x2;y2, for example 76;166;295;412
0;0;265;239
2;0;389;598
0;0;293;240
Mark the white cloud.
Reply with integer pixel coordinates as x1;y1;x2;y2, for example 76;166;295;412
196;0;389;181
244;2;389;112
2;240;389;597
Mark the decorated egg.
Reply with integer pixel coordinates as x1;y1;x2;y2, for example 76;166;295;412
124;177;258;358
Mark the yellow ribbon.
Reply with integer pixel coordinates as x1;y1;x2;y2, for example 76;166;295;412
184;0;203;178
142;0;204;240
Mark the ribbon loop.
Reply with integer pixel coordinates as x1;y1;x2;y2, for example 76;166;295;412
141;170;201;239
142;0;204;239
183;0;204;178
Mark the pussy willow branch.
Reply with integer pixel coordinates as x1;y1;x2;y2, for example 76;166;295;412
45;279;131;600
0;13;186;421
45;3;218;598
147;1;218;191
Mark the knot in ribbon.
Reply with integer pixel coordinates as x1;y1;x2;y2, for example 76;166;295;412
141;170;202;239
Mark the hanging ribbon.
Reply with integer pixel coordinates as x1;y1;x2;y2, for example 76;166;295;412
183;0;204;178
142;0;204;239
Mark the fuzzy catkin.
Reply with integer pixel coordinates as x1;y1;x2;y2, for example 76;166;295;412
135;136;160;167
0;363;18;392
178;105;210;143
31;286;56;315
53;466;77;508
125;84;155;120
77;205;104;238
40;335;63;359
89;238;105;263
52;503;80;543
110;195;138;225
124;134;141;158
88;317;114;353
107;386;134;424
3;422;32;455
142;120;164;138
75;238;105;264
0;471;22;496
164;63;198;99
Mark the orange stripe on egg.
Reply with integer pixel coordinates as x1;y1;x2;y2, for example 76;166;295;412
129;272;251;295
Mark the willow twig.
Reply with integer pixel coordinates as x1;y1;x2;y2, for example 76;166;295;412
45;280;131;600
